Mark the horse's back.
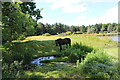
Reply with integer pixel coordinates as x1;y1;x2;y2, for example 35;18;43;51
55;38;71;44
64;38;71;42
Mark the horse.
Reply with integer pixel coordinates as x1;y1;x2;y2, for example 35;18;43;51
55;38;71;51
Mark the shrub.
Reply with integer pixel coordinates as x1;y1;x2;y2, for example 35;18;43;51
80;49;119;78
61;43;93;62
65;31;72;35
58;32;72;36
2;61;23;78
3;42;33;66
72;43;93;52
60;48;73;56
68;49;85;62
42;33;51;36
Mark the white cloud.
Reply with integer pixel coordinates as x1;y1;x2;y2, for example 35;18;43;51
49;0;87;13
35;0;118;25
75;6;118;26
34;0;87;13
39;6;118;26
38;16;65;24
62;4;87;13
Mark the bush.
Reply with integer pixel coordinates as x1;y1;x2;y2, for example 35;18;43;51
61;43;93;62
72;43;93;52
42;33;51;36
3;42;33;66
80;49;119;78
68;49;86;62
2;61;23;78
58;32;72;36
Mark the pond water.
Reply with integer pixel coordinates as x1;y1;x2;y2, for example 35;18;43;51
31;56;55;66
99;36;120;42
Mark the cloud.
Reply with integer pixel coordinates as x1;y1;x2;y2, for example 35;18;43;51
35;0;118;25
49;0;87;13
62;3;87;13
34;0;87;13
75;6;118;26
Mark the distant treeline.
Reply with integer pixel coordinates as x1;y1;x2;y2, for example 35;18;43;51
36;22;120;35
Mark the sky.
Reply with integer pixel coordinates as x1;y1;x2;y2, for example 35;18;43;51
33;0;119;26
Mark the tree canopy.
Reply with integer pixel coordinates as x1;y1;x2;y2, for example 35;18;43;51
2;2;42;43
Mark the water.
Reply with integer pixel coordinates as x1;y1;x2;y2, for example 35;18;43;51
31;56;55;66
99;36;120;42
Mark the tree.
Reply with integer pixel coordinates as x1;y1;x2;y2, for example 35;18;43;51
20;2;43;21
107;23;113;33
101;24;108;32
94;24;102;34
80;25;86;33
2;2;42;43
87;26;92;34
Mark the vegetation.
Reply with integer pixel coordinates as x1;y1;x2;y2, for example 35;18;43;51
2;35;119;79
2;2;42;43
1;1;119;79
80;50;119;79
36;22;119;36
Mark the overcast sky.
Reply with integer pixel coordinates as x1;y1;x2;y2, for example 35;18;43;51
34;0;119;26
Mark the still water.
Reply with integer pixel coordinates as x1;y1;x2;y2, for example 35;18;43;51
31;56;55;66
99;36;120;42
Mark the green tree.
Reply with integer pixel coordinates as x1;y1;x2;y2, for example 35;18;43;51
101;24;108;32
87;26;93;34
94;23;102;34
20;2;43;21
107;23;113;33
2;2;42;43
80;25;86;33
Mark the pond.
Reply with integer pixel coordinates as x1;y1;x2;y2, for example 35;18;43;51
31;56;55;66
98;36;120;42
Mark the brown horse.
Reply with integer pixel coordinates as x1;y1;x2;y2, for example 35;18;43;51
55;38;71;51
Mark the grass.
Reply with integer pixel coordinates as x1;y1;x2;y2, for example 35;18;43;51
104;47;118;58
10;34;118;78
24;62;84;78
13;34;118;58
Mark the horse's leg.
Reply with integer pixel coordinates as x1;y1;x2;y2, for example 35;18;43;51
66;43;68;48
69;42;71;47
59;45;62;52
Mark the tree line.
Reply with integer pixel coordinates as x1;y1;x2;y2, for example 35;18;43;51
36;22;119;35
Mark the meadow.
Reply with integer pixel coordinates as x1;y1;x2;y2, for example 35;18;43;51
3;34;119;79
16;34;118;58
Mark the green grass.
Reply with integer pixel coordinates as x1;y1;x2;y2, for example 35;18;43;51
13;34;118;59
24;62;84;78
5;34;118;78
12;40;60;58
104;47;118;58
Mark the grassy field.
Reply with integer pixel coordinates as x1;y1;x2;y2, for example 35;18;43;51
14;34;118;58
10;34;119;78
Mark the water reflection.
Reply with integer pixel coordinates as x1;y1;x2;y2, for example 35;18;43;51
31;56;55;66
